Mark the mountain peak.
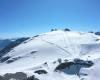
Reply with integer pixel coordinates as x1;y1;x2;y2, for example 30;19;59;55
0;30;100;80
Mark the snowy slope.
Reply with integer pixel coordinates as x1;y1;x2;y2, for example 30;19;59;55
0;30;100;80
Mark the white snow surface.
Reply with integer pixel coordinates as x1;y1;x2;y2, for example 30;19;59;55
0;30;100;80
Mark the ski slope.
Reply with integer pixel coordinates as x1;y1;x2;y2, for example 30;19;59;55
0;30;100;80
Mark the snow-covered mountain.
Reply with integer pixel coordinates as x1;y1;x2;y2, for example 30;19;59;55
0;39;13;51
0;30;100;80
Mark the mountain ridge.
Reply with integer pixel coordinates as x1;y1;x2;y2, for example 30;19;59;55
0;30;100;80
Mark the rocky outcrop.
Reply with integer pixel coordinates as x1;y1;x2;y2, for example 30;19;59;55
55;59;93;76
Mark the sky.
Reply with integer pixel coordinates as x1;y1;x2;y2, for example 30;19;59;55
0;0;100;38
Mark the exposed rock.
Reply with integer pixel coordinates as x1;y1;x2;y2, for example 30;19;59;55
95;32;100;35
64;28;71;31
55;59;93;76
34;70;47;74
0;56;10;63
6;57;21;64
4;72;27;80
24;75;39;80
30;51;37;54
0;72;27;80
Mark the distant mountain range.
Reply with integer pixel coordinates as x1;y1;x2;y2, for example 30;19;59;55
0;39;13;51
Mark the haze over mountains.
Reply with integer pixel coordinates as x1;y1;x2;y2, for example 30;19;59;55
0;29;100;80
